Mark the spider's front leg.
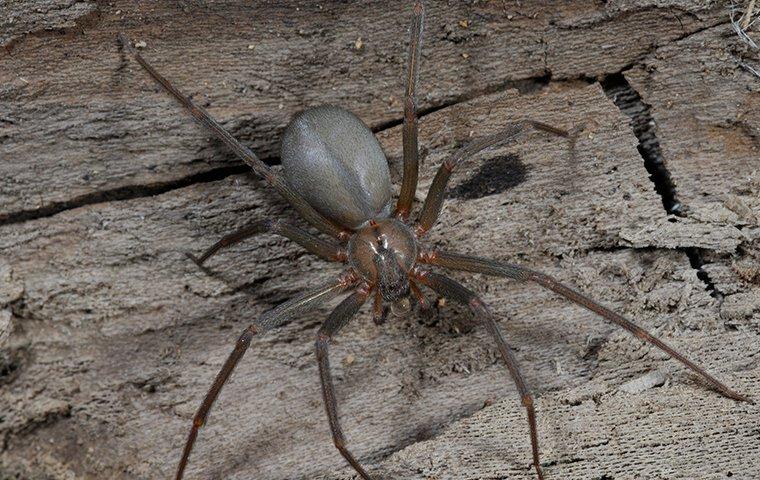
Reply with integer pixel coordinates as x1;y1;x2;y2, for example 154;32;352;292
118;33;349;240
175;272;359;480
395;0;424;220
414;270;546;479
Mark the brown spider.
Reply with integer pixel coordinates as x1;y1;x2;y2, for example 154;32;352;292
118;2;749;479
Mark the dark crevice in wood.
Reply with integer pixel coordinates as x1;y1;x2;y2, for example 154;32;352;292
600;73;720;297
0;164;250;227
0;346;28;387
683;248;720;298
600;73;682;215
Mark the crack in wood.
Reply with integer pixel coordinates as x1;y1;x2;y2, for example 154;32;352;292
0;73;558;227
600;72;721;297
372;72;554;133
0;164;250;227
2;9;730;229
600;73;681;215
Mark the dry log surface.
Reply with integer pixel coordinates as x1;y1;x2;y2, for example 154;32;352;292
1;1;758;480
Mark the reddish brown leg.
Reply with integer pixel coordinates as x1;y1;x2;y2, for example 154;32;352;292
395;1;424;219
175;275;358;480
118;34;349;240
372;288;389;325
416;121;568;235
188;219;346;266
316;286;373;479
421;250;751;403
409;278;430;311
415;270;546;479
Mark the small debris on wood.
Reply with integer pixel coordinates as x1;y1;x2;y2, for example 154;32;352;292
740;0;757;30
0;310;11;346
557;380;609;406
619;370;667;394
0;262;24;305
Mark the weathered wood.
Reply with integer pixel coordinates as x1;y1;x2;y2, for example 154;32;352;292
624;23;760;330
0;0;727;220
1;2;758;480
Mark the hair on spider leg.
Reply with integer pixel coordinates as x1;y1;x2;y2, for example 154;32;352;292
118;0;751;479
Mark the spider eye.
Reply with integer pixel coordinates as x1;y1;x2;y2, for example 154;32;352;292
374;250;409;299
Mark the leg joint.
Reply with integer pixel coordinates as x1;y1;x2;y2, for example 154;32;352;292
404;94;417;115
333;435;347;451
316;332;331;346
468;296;488;314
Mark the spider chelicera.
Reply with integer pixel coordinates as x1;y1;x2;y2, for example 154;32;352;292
118;2;749;479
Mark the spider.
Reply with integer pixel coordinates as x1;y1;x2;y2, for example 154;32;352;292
118;2;749;479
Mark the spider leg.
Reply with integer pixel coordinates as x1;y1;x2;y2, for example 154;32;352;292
414;270;545;480
395;0;425;219
371;288;389;325
415;121;568;236
117;34;349;241
421;250;752;403
316;286;374;479
409;278;430;312
175;273;359;480
188;219;346;267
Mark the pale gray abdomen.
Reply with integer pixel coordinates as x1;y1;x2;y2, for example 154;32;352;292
280;106;392;229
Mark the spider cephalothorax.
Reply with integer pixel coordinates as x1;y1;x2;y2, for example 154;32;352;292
348;218;417;317
119;1;749;479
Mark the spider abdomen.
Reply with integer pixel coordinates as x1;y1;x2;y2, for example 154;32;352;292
281;105;392;229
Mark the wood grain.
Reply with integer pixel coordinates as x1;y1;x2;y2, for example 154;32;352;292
1;2;758;479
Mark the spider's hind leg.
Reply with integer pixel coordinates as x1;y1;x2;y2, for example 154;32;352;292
415;121;571;236
395;0;425;219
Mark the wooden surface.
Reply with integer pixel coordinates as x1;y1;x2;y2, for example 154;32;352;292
1;1;758;479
